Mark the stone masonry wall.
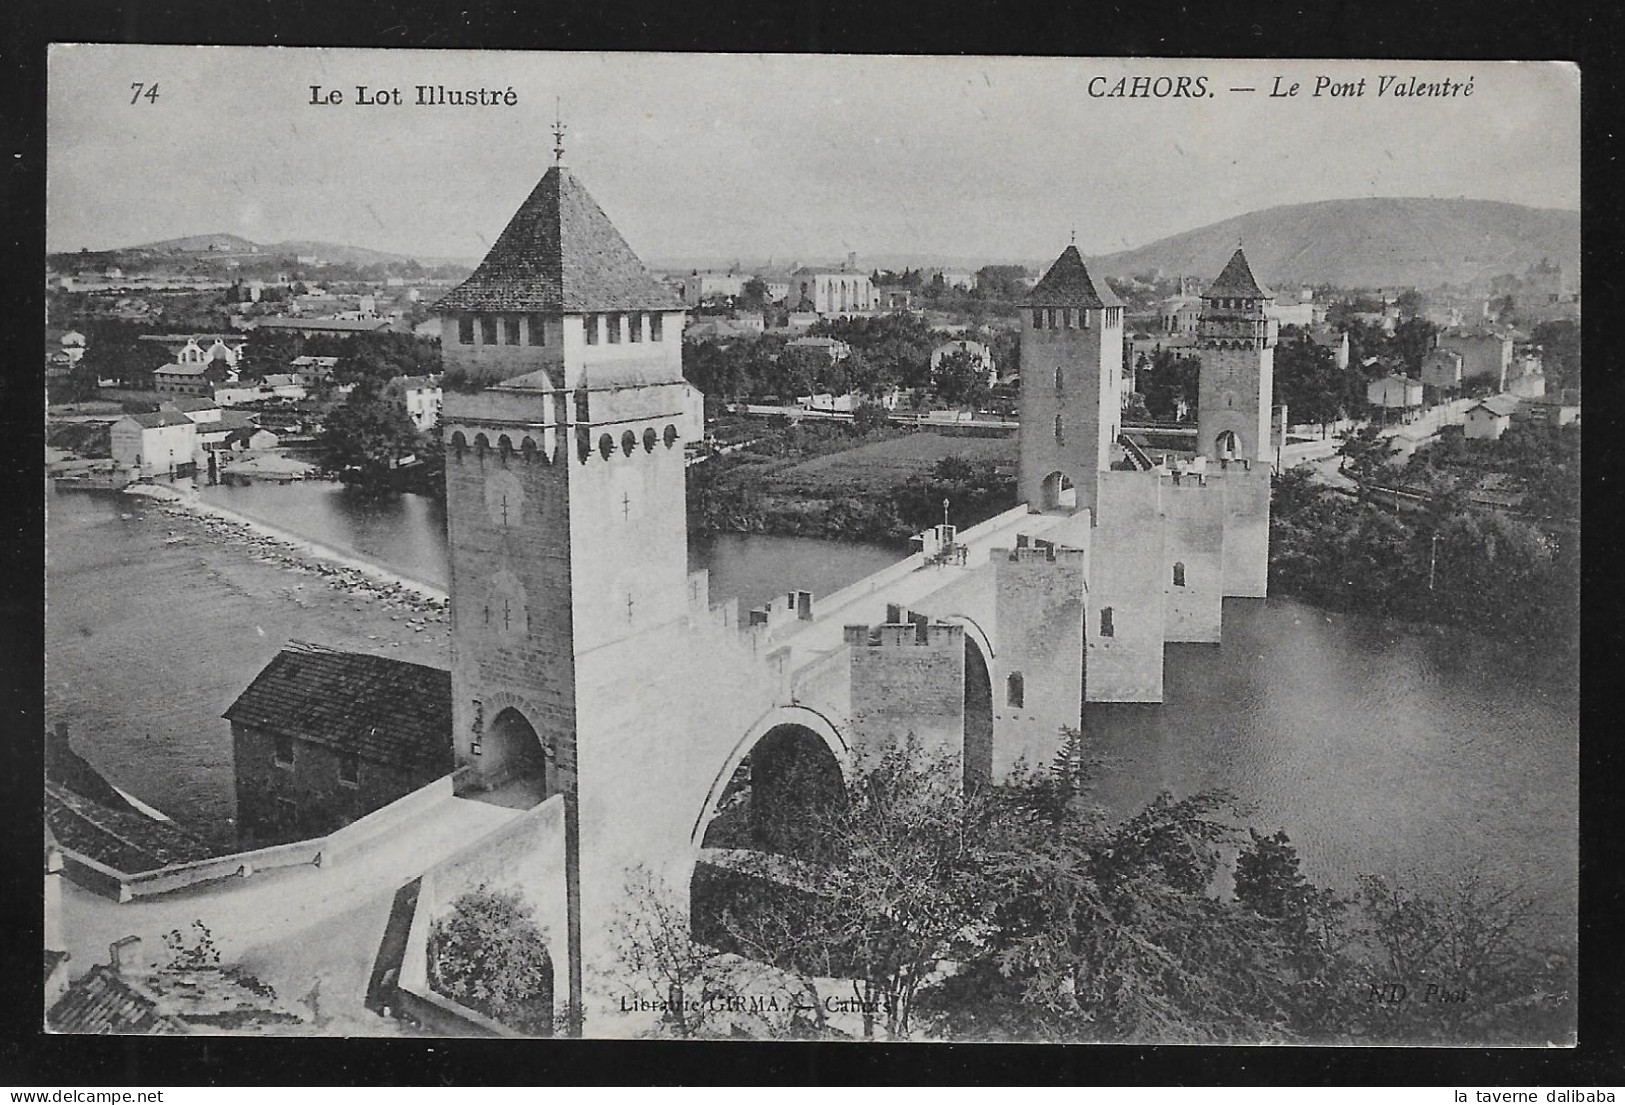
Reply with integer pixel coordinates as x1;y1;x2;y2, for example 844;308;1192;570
992;545;1086;777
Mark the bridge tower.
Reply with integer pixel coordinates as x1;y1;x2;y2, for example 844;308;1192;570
436;158;695;1031
1017;245;1126;520
1196;248;1277;467
1196;248;1276;598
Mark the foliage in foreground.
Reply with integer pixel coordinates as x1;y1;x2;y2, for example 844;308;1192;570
428;885;556;1035
616;731;1573;1044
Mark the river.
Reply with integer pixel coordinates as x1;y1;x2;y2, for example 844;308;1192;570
46;480;1576;948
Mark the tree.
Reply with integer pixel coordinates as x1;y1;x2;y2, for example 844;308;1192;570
1141;349;1202;421
852;402;891;435
428;885;556;1035
931;349;991;410
316;387;423;482
1337;424;1399;482
1273;329;1351;425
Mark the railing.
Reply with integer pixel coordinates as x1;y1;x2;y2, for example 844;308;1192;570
1117;433;1157;471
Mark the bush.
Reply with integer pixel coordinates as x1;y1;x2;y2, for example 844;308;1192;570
427;885;556;1035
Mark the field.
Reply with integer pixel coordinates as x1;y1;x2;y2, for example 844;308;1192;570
767;432;1015;496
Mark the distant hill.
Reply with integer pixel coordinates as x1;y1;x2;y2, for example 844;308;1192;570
136;232;263;254
1088;198;1580;291
110;235;451;268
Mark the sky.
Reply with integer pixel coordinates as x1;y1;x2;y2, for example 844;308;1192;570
47;48;1580;267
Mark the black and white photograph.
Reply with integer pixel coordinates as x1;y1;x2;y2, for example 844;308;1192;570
41;48;1580;1045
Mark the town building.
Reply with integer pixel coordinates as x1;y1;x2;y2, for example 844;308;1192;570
259;374;308;400
1304;325;1350;370
224;646;457;846
785;335;851;363
1463;394;1520;440
1436;328;1513;391
930;339;997;386
152;362;222;396
681;271;749;305
1366;373;1424;415
788;267;875;315
289;355;340;388
251;317;393;339
389;374;444;431
1420;347;1465;395
108;412;196;475
1158;295;1202;335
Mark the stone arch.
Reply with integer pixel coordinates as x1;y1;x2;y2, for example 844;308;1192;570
473;432;490;456
474;703;550;805
1039;470;1077;512
520;436;538;462
1215;430;1241;460
689;705;851;853
497;434;513;460
962;629;994;790
450;430;467;456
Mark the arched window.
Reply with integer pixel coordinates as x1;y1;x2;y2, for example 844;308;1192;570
1054;415;1065;446
598;433;615;460
663;425;679;448
643;427;658;453
1100;607;1115;637
1006;672;1024;709
621;430;637;456
1173;561;1186;587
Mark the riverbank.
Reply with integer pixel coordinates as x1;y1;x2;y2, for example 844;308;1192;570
127;482;448;612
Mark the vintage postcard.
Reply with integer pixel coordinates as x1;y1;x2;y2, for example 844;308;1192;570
43;49;1579;1044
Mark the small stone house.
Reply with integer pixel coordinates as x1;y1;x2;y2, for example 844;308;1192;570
224;646;454;846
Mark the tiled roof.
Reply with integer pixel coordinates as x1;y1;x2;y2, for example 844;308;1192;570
45;950;70;981
1470;395;1522;417
254;317;391;332
155;363;210;377
1204;249;1273;300
290;356;339;367
160;397;220;413
223;646;454;773
48;965;188;1035
260;374;303;388
1026;246;1125;309
46;783;217;874
434;166;682;314
122;411;197;430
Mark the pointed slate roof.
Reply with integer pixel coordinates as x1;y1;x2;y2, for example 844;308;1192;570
1025;246;1124;309
1204;249;1274;300
435;166;682;314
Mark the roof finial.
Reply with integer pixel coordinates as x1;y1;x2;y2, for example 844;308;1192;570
1070;226;1077;246
552;98;568;165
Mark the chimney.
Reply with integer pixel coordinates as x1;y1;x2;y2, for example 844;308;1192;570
847;251;857;271
109;935;144;976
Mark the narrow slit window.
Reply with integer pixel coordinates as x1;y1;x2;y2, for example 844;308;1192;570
1100;607;1115;637
1006;672;1025;709
1054;415;1065;446
1173;562;1186;588
585;315;600;346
